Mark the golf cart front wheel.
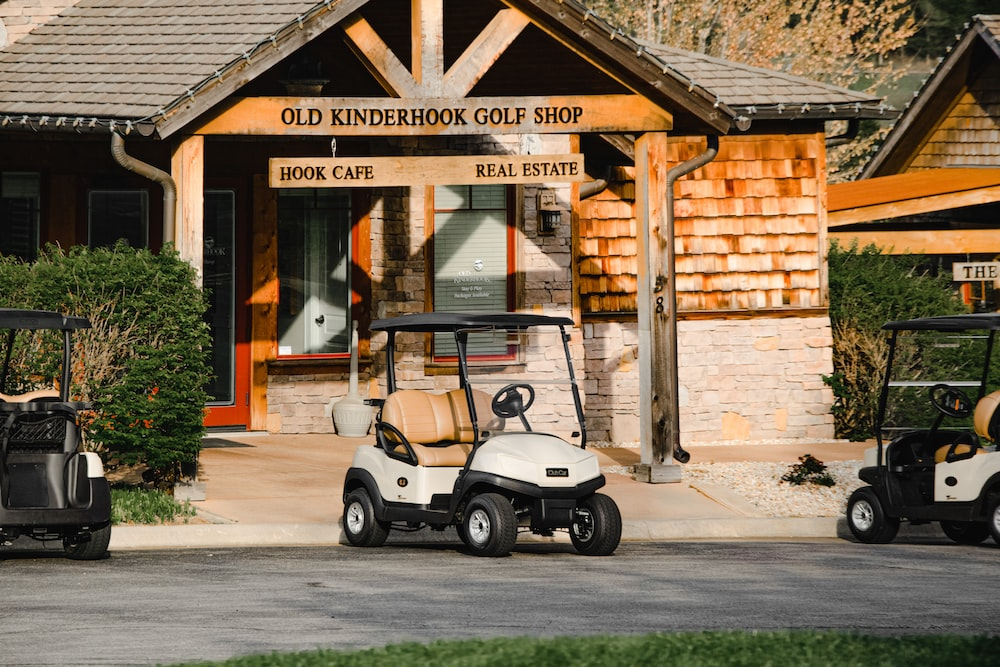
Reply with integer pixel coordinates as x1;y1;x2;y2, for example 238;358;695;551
571;493;622;556
343;488;389;547
462;493;517;557
846;486;899;544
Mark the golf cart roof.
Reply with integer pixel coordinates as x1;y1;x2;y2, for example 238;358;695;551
372;312;574;333
881;313;1000;333
0;309;90;330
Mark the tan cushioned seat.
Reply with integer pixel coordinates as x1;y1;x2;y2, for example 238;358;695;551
0;389;60;402
934;390;1000;463
380;388;497;466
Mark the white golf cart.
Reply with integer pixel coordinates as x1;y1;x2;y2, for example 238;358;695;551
846;313;1000;545
341;312;621;556
0;309;112;559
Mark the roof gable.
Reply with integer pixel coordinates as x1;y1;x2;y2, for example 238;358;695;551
863;15;1000;177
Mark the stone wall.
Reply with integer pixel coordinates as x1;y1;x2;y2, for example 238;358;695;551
581;315;835;445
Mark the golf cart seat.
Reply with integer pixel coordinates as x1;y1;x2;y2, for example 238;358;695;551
378;388;498;466
934;390;1000;463
0;389;60;403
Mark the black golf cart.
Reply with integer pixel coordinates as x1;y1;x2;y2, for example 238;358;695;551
0;308;111;559
846;313;1000;545
342;312;621;557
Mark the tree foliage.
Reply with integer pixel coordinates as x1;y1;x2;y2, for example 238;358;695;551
583;0;919;181
824;241;966;440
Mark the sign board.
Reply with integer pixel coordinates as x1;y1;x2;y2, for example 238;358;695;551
198;94;672;136
953;262;1000;282
269;154;585;188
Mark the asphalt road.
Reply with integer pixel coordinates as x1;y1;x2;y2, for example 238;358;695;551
2;538;998;666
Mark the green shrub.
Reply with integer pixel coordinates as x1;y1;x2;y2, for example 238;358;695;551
0;243;212;489
825;241;966;440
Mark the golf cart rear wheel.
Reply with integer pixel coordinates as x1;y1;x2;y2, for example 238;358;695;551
462;493;517;557
343;488;389;547
846;486;899;544
64;522;111;561
989;496;1000;545
570;493;622;556
940;520;990;545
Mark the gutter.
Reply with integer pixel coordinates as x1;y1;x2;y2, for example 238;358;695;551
661;135;719;465
110;131;176;243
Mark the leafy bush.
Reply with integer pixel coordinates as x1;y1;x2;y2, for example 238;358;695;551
0;243;212;489
825;241;966;440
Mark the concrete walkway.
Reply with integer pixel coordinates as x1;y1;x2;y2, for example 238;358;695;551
109;433;871;550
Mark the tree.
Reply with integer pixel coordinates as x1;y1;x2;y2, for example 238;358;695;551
584;0;919;180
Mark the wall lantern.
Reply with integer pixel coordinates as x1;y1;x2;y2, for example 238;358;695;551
537;189;563;235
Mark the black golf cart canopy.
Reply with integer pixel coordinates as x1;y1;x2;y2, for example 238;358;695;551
882;313;1000;332
0;309;90;330
372;312;573;333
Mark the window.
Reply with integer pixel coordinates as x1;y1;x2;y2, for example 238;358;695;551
0;172;40;261
88;190;148;248
203;190;236;404
277;189;352;356
432;184;513;359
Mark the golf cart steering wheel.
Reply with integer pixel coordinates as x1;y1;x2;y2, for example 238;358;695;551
491;383;536;429
929;383;974;418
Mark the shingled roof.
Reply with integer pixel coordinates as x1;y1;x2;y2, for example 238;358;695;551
643;43;893;121
0;0;892;139
863;15;1000;177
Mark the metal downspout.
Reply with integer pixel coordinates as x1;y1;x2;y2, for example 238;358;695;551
110;131;176;244
661;135;719;465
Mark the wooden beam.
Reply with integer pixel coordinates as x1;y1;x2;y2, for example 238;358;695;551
442;8;530;97
633;131;681;483
828;168;1000;226
269;154;585;187
171;135;204;284
413;0;444;94
829;229;1000;255
829;185;1000;226
194;94;672;136
341;13;422;97
251;174;278;432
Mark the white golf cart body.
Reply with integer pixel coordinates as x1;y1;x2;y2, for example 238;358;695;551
0;308;112;559
342;312;621;556
847;314;1000;545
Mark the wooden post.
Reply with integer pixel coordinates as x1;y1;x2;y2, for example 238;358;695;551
171;134;204;284
633;131;681;483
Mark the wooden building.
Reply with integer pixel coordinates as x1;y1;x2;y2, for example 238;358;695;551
0;1;892;452
829;15;1000;312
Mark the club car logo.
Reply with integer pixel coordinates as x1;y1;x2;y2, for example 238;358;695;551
546;468;569;478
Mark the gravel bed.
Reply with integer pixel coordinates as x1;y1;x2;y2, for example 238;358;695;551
601;459;866;518
681;460;865;518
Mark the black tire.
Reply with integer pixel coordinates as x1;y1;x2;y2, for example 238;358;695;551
940;520;990;545
846;486;900;544
343;488;389;547
64;523;111;561
570;493;622;556
462;493;517;557
989;496;1000;545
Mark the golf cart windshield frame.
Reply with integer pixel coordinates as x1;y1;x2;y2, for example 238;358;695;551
371;312;586;447
875;314;1000;458
0;309;91;403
